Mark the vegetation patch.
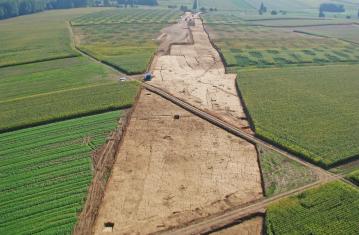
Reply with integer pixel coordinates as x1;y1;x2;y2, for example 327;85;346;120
0;56;139;133
70;9;181;74
0;8;102;67
258;145;318;197
347;170;359;186
238;64;359;168
205;23;359;68
0;110;121;234
265;181;359;235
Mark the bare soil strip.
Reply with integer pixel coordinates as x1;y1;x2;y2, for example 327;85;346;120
150;13;251;131
93;91;263;234
208;216;264;235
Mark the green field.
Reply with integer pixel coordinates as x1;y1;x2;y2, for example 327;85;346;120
0;111;121;234
0;57;117;101
205;23;359;69
0;79;139;133
239;64;359;167
348;170;359;185
0;8;103;67
71;9;181;74
295;24;359;44
258;145;318;197
265;181;359;235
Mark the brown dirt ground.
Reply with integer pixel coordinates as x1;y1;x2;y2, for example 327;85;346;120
150;13;250;130
93;91;263;234
209;217;263;235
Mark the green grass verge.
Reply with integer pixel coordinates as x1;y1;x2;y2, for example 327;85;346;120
0;110;121;235
265;181;359;235
258;145;318;197
238;64;359;168
347;170;359;186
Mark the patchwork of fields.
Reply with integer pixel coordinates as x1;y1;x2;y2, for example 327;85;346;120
0;111;121;234
265;181;359;234
205;23;359;69
238;64;359;167
71;9;181;74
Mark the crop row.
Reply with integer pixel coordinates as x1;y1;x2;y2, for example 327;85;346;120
0;81;139;133
266;181;359;234
238;64;359;167
0;111;122;234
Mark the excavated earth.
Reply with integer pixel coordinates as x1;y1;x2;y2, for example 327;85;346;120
93;91;263;234
150;13;250;130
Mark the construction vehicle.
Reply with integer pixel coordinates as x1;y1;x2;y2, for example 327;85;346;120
144;72;153;81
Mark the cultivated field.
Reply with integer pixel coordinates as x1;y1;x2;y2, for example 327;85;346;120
94;91;263;234
238;64;359;167
294;24;359;44
258;145;318;197
204;23;359;69
0;8;103;67
71;9;181;74
0;56;139;133
265;181;359;234
0;111;121;234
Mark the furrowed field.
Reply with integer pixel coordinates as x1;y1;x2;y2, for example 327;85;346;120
0;57;139;133
71;9;181;74
0;111;122;234
238;64;359;167
0;8;104;67
265;181;359;235
204;23;359;69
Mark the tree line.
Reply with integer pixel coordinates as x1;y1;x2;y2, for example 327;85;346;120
0;0;158;20
0;0;89;19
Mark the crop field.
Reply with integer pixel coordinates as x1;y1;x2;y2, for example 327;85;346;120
294;24;359;44
0;8;103;67
257;145;318;197
71;9;181;74
199;0;255;10
265;181;359;234
158;0;193;7
0;110;121;234
238;64;359;167
348;170;359;185
247;18;359;27
0;81;139;133
205;23;359;68
0;57;117;101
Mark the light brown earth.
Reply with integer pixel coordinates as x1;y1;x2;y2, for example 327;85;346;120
93;91;262;234
150;13;251;130
209;217;263;235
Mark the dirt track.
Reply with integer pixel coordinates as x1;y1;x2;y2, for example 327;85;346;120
93;91;262;234
209;217;263;235
150;13;250;130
